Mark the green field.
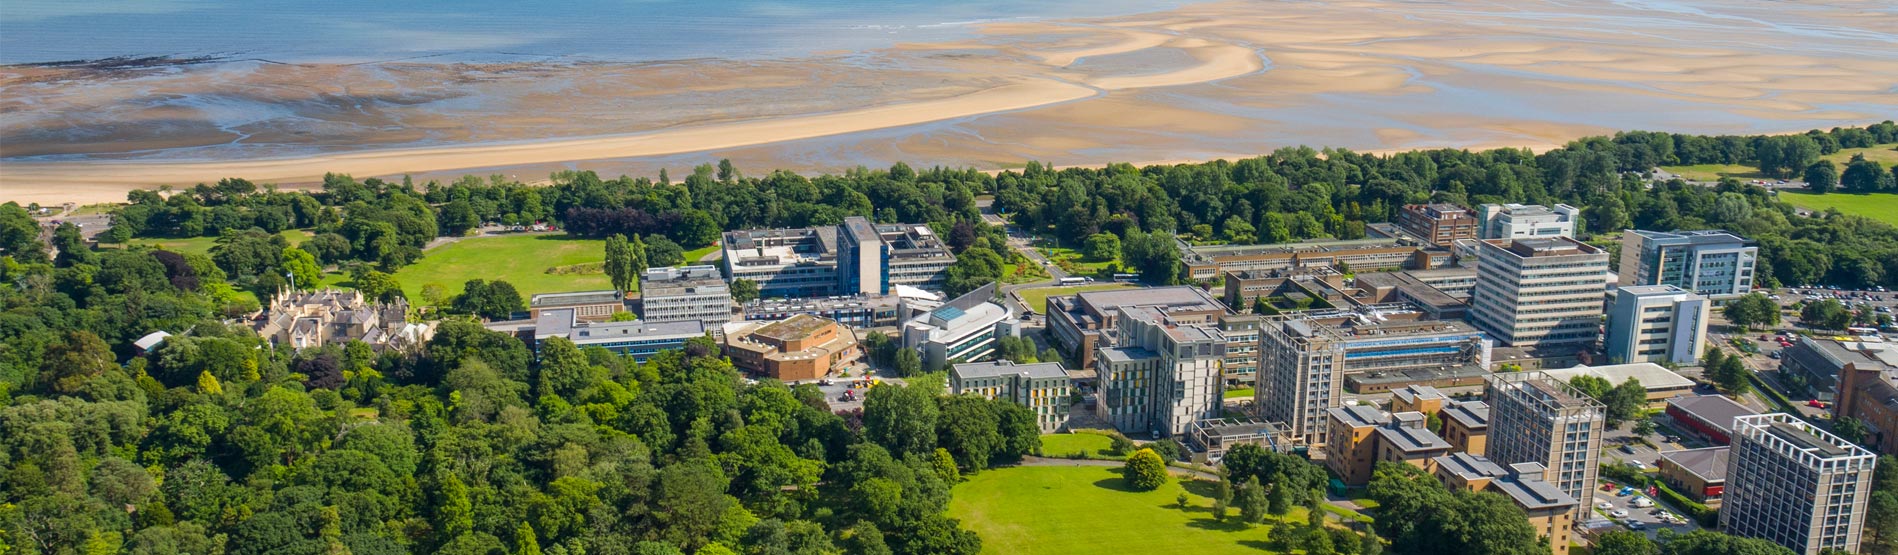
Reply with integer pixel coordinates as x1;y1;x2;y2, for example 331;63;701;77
1661;144;1898;181
681;244;721;265
1038;433;1116;459
1224;387;1255;399
947;466;1303;555
1777;191;1898;225
1016;283;1139;313
1041;243;1118;276
387;234;612;301
132;229;313;256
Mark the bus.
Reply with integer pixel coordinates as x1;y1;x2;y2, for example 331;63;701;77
1112;273;1141;282
1848;327;1880;337
1058;277;1090;286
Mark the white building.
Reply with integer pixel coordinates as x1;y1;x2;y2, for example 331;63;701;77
901;283;1010;372
1479;203;1581;240
1605;284;1709;365
639;265;733;327
1095;305;1225;438
1618;229;1757;299
1468;237;1609;348
1722;413;1876;555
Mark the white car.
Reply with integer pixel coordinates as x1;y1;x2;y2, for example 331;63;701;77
1595;501;1613;510
1631;497;1654;508
1610;509;1631;518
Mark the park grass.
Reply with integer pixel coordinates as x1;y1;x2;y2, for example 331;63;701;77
1776;191;1898;225
947;465;1305;555
1038;433;1116;459
1016;283;1139;313
681;244;720;265
388;234;611;301
131;229;313;256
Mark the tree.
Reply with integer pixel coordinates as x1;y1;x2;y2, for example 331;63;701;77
354;268;405;303
863;383;939;456
1803;299;1853;330
1603;378;1646;429
1805;160;1839;194
1265;476;1292;522
1633;419;1657;437
1120;230;1181;285
1834;416;1870;445
1715;355;1751;395
1123;448;1168;491
892;348;923;378
281;246;320;290
1843;155;1887;193
0;201;47;262
1723;293;1781;331
944;246;1005;297
515;522;542;555
647;236;685;267
1084;233;1121;262
731;278;759;304
605;234;636;294
51;222;94;268
1235;476;1268;524
936;395;1003;471
1593;530;1657;555
455;279;526;320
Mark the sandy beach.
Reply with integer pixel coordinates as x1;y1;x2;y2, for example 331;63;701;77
3;0;1896;205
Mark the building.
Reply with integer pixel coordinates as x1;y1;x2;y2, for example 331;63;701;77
901;283;1011;372
1047;285;1228;370
740;293;908;328
1441;400;1491;456
950;360;1073;433
1722;413;1876;554
1188;418;1293;462
1095;306;1226;438
1391;384;1449;415
1666;395;1757;445
1604;285;1709;365
1325;406;1451;486
527;308;705;361
1788;336;1898;403
639;265;733;326
1618;229;1758;298
253;289;433;351
721;315;861;381
1657;447;1729;505
1219;314;1263;386
1468;237;1609;348
1478;203;1580;240
721;216;955;298
1433;453;1579;555
1344;365;1492;393
1257;309;1490;445
528;290;624;322
1397;203;1480;247
1222;267;1346;309
1485;371;1605;516
1541;362;1696;405
1178;237;1445;281
1830;341;1898;455
1349;271;1470;321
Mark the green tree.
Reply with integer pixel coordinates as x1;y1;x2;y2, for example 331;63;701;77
936;395;1003;471
1123;448;1168;491
354;267;405;303
1843;154;1887;193
1084;233;1121;262
1715;355;1751;395
0;201;47;262
1235;475;1268;524
1724;293;1781;331
605;234;636;294
1834;416;1871;445
1803;299;1853;330
647;235;685;267
51;222;94;268
280;246;320;290
731;278;759;304
515;522;542;555
893;348;923;378
1595;530;1657;555
1805;160;1839;194
1603;377;1647;428
863;383;939;456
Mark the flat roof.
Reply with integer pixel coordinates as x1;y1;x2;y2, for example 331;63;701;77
1392;384;1447;406
531;290;621;307
1435;452;1507;480
1100;346;1157;364
1441;400;1491;429
750;314;835;341
1765;421;1852;458
953;360;1069;381
1543;363;1695;392
1329;404;1387;428
1659;447;1729;483
1666;395;1755;433
1074;285;1225;314
1377;424;1451;453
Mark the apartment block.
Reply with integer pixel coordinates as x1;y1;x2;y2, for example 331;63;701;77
1219;314;1263;386
1485;371;1605;516
1478;203;1580;240
640;265;733;326
1398;203;1480;247
1441;399;1491;456
1618;229;1757;298
1325;406;1451;486
1722;413;1876;554
721;315;861;381
1468;237;1609;348
1047;285;1227;370
1605;284;1709;365
1257;309;1490;445
1095;306;1226;438
1433;453;1579;555
950;360;1074;433
722;216;954;298
901;283;1010;372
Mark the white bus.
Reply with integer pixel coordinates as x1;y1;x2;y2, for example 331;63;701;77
1059;277;1089;285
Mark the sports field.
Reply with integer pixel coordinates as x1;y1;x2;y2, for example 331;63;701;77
1016;283;1139;313
947;465;1302;555
387;234;611;300
1777;191;1898;225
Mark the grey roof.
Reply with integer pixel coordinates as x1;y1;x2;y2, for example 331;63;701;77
952;360;1068;381
1074;285;1226;314
1329;404;1387;428
1765;421;1851;457
535;308;705;343
1441;400;1491;429
1490;473;1577;511
1392;384;1447;406
531;290;621;307
1666;394;1755;435
1376;423;1451;453
1099;346;1158;364
133;331;172;351
1659;447;1729;483
1435;456;1577;511
1435;452;1508;480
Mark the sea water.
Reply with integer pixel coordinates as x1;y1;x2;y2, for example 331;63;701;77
0;0;1183;65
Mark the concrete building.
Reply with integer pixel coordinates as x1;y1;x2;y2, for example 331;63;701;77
721;216;955;298
1222;266;1346;310
721;315;861;381
1257;309;1490;445
1188;418;1294;462
1441;400;1491;456
1605;285;1709;365
639;265;733;326
1047;285;1228;370
1398;203;1480;247
1666;395;1756;445
739;293;908;329
1485;371;1605;516
1095;305;1226;438
1349;271;1470;321
1219;314;1263;387
1789;336;1898;404
1325;406;1451;486
253;289;433;352
1831;340;1898;455
1722;413;1876;554
950;360;1073;433
526;308;705;361
1478;203;1580;240
1468;237;1609;348
901;283;1010;372
1541;363;1696;405
1434;453;1580;555
1657;446;1729;505
1178;237;1446;281
1618;229;1758;298
528;290;624;322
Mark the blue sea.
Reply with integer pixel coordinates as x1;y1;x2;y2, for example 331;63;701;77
0;0;1185;65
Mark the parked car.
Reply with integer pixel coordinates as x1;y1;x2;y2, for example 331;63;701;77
1631;497;1654;508
1611;509;1631;518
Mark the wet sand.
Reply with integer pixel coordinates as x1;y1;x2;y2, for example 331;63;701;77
3;0;1896;204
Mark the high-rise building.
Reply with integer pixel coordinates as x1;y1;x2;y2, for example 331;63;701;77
1397;203;1480;247
721;216;955;298
1095;306;1226;438
1477;203;1580;240
1722;413;1876;555
1219;314;1263;387
1604;284;1709;365
1618;229;1757;298
1468;237;1609;348
640;265;733;326
950;360;1074;433
1257;310;1489;446
1485;371;1604;516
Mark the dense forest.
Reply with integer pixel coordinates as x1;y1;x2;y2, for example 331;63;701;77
3;123;1898;554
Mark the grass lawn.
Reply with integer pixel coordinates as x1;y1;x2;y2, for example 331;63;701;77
387;234;611;301
1831;144;1898;168
1661;143;1897;182
1038;433;1116;459
1016;283;1139;313
131;229;313;256
681;244;720;265
1777;191;1898;225
1041;243;1117;276
948;465;1304;555
1224;387;1254;399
